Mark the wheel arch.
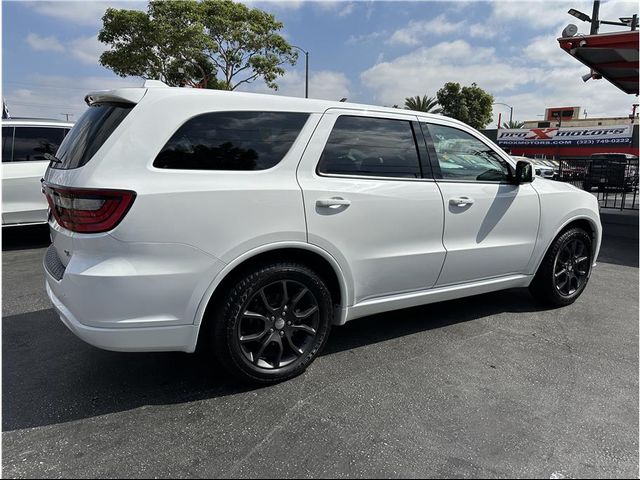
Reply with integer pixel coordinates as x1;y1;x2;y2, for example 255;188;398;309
193;242;352;346
553;215;600;252
532;213;601;276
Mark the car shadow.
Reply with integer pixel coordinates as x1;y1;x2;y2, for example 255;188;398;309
2;288;551;432
475;183;518;243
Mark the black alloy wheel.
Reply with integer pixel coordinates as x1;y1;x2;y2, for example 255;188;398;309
237;280;320;369
212;262;332;384
530;227;593;307
552;237;591;297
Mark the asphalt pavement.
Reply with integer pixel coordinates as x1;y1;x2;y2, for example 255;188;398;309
2;220;638;478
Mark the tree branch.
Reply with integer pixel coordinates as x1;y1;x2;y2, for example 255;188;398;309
231;72;261;90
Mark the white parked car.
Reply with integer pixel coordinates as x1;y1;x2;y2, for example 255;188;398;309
43;84;601;383
2;118;73;225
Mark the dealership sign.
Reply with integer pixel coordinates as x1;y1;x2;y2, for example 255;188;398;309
497;125;633;146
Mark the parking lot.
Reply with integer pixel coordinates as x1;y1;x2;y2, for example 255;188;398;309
2;220;638;479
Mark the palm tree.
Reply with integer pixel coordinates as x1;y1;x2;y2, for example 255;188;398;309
502;120;525;129
404;95;441;113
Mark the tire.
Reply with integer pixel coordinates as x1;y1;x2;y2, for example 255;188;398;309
211;261;333;384
529;227;593;307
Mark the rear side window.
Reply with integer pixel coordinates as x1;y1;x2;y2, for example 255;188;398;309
2;127;13;162
317;116;421;178
52;103;133;169
154;111;309;170
11;127;65;162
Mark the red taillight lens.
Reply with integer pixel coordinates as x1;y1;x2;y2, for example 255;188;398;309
42;183;136;233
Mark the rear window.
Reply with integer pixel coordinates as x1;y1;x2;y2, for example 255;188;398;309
11;127;66;162
51;103;133;169
153;111;309;171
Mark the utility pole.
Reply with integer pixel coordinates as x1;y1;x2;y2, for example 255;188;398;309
590;0;601;35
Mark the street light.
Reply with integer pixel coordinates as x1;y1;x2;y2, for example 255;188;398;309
291;45;309;99
568;8;591;23
568;1;637;35
493;102;513;125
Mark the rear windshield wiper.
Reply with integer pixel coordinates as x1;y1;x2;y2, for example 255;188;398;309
44;153;62;164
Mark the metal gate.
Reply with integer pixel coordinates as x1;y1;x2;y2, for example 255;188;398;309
555;156;639;210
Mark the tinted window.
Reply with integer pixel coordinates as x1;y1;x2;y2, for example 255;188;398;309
52;103;133;169
2;127;13;162
318;116;421;178
12;127;65;162
427;124;511;182
154;111;309;170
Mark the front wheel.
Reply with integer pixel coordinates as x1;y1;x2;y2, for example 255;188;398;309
529;227;593;307
211;262;333;384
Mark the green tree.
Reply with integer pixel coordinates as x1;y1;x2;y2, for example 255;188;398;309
404;95;441;113
98;0;297;90
502;120;525;129
200;0;296;90
435;82;494;129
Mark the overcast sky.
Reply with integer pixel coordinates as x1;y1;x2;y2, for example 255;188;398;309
2;0;638;125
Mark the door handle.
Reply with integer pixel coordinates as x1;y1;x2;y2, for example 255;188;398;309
449;196;474;207
316;197;351;208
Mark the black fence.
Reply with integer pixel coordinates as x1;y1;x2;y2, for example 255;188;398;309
556;156;639;210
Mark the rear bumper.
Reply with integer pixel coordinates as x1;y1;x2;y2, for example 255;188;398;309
43;234;224;353
46;280;200;352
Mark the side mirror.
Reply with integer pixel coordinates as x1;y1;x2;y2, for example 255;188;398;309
514;160;533;184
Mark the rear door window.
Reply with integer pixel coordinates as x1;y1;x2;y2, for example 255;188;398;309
12;127;65;162
52;103;133;169
154;111;309;170
317;116;422;178
2;127;13;162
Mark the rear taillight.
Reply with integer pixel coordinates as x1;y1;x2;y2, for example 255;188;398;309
42;183;136;233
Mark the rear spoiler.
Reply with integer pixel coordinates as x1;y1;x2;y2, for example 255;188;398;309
84;80;168;106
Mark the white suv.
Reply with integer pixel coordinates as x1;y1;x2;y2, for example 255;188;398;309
43;84;601;383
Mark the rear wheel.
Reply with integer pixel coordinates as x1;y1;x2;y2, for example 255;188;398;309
211;262;332;384
530;227;592;307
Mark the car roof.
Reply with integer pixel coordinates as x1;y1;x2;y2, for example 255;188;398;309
3;117;74;128
86;83;455;124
